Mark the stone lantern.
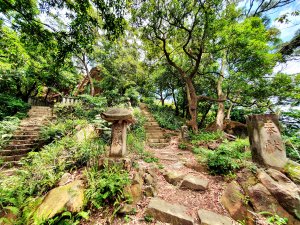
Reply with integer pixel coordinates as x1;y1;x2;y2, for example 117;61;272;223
101;108;134;158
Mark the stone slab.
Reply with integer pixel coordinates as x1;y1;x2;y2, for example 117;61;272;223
198;209;235;225
180;174;208;191
145;197;194;225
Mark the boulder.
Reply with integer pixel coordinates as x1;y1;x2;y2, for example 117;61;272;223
248;183;300;225
223;120;248;138
145;197;194;225
221;181;248;221
34;180;84;222
163;170;185;186
198;209;236;225
257;169;300;220
180;175;209;191
284;160;300;185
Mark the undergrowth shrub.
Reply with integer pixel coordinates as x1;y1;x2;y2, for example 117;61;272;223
85;164;130;210
40;119;88;144
0;116;20;149
191;131;224;144
207;139;251;175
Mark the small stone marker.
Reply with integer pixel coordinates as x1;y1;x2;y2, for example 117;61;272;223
101;108;134;157
246;114;287;169
181;125;189;140
145;197;194;225
198;209;236;225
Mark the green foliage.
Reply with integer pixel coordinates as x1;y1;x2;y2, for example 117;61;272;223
53;96;107;121
206;139;251;175
147;103;184;130
191;131;224;144
85;164;130;210
178;142;188;150
40;119;88;143
0;123;105;224
0;116;20;149
0;94;29;119
259;211;288;225
42;211;89;225
127;108;146;155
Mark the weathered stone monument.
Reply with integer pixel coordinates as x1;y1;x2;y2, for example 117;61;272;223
246;114;287;169
181;125;189;141
101;108;134;157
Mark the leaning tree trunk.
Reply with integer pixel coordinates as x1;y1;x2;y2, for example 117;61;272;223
186;78;198;133
226;102;233;120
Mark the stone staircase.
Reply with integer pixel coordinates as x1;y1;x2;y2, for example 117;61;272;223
0;106;52;166
140;104;169;148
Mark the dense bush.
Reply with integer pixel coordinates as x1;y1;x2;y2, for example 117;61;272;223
147;103;184;130
0;94;29;119
207;139;251;175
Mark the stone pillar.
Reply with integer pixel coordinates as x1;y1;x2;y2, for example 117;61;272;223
246;114;287;169
110;121;128;157
181;125;189;141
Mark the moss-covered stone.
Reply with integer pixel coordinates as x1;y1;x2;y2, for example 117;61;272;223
284;160;300;185
33;180;84;224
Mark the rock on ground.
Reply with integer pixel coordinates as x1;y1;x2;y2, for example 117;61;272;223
34;180;84;222
221;181;248;221
180;174;209;191
145;197;194;225
198;209;236;225
257;169;300;220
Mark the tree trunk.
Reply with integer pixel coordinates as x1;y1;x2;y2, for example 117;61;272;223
199;103;212;128
186;78;198;132
226;102;233;120
215;55;226;130
171;88;179;116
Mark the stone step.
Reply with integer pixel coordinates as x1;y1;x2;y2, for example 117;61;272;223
10;139;39;145
1;161;22;168
147;133;165;138
0;148;32;156
145;197;194;225
145;122;158;126
12;135;39;140
149;143;169;148
148;138;169;143
18;126;41;131
145;125;160;129
1;154;27;162
5;144;36;150
146;128;162;132
14;130;40;135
